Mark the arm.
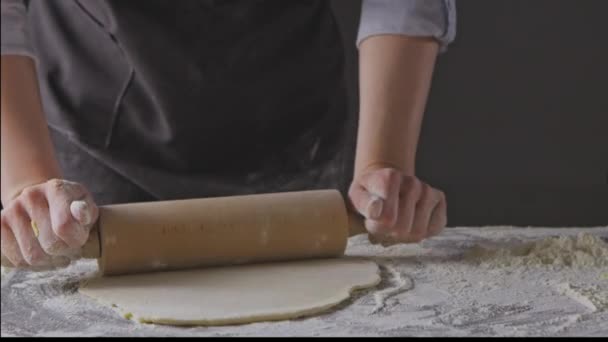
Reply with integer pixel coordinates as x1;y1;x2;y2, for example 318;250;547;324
1;0;98;269
355;35;438;178
349;0;456;243
1;0;58;203
355;0;456;176
1;55;62;204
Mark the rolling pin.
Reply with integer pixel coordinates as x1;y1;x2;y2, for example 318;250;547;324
2;190;369;276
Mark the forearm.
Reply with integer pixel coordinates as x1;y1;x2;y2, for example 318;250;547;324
355;35;439;177
1;55;61;205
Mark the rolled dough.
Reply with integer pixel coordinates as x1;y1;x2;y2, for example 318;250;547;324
79;258;380;326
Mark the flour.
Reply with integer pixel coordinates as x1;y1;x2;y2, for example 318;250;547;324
2;226;608;337
1;266;13;279
371;264;415;314
1;266;15;287
464;233;608;269
557;283;608;312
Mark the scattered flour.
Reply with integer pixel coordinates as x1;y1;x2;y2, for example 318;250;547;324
2;227;607;337
371;264;415;314
464;233;608;268
556;283;608;312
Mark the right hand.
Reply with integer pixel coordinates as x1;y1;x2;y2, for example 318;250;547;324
349;167;447;246
1;179;98;270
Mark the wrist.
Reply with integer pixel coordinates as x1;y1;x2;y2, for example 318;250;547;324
354;108;419;179
354;152;416;178
355;161;411;178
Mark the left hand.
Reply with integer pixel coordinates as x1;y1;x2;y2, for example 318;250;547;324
348;167;447;245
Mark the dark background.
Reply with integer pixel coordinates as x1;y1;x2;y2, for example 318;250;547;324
2;1;605;227
332;0;608;227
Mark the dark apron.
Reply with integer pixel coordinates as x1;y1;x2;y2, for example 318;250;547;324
26;0;351;204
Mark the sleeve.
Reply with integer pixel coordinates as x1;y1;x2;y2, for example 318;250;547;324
1;0;35;57
357;0;457;53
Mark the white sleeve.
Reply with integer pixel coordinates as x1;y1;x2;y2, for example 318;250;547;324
1;0;35;57
357;0;457;53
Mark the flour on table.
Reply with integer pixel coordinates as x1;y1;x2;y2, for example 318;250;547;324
556;283;608;312
1;266;10;278
3;226;608;337
464;232;608;268
371;263;415;314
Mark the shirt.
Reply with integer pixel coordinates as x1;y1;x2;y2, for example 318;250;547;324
1;0;456;57
0;0;457;203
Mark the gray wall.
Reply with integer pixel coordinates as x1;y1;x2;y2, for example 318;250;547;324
332;0;608;227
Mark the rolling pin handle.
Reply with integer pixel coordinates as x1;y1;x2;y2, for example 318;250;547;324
347;208;398;246
348;211;369;237
81;221;101;259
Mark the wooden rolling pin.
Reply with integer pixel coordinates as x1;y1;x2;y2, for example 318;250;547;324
2;190;368;276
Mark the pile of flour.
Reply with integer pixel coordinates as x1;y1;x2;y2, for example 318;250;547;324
464;233;608;268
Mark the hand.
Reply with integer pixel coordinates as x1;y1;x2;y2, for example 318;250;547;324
1;179;98;269
348;167;447;245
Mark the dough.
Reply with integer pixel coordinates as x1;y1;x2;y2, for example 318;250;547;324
465;233;608;268
79;258;379;326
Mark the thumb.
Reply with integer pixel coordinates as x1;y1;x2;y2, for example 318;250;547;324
352;168;402;233
69;199;98;229
349;183;384;220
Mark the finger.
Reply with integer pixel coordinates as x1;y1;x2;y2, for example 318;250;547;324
388;177;421;241
22;192;72;257
45;180;92;248
408;186;440;241
365;218;388;239
5;204;51;267
359;169;402;231
428;192;448;237
1;217;27;267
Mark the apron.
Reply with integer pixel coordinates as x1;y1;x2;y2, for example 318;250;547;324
26;0;350;204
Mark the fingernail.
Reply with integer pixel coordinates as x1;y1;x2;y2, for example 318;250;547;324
367;196;384;220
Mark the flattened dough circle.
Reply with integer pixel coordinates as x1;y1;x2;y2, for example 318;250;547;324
79;258;380;326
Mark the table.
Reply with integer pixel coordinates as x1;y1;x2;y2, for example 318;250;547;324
2;226;606;337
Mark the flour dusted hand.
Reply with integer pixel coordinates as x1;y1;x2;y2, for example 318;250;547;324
1;179;98;269
349;167;447;245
